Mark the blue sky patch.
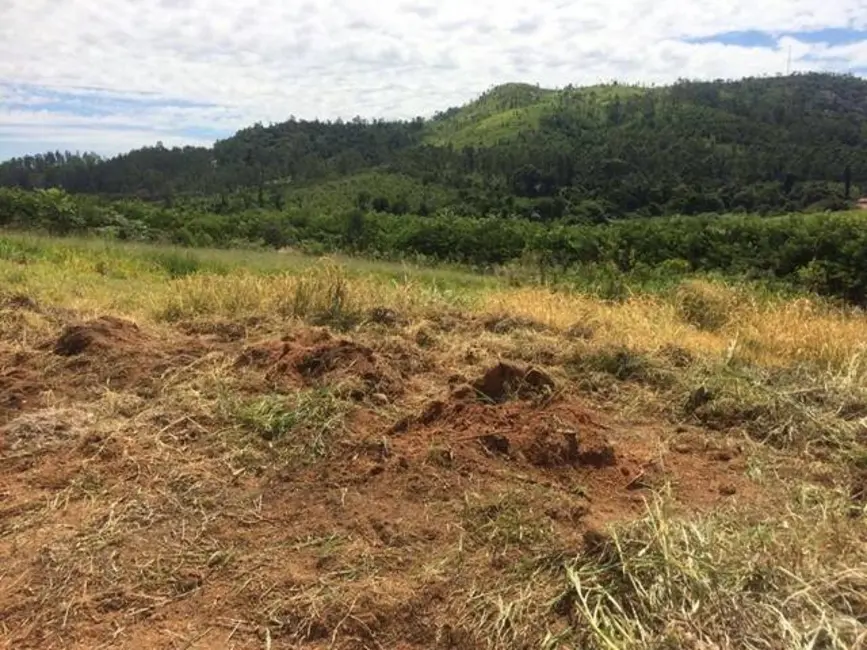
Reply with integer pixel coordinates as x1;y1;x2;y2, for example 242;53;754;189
2;83;217;118
0;82;226;159
688;28;867;48
686;30;777;48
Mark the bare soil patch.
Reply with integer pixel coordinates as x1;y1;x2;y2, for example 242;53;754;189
237;331;403;399
0;315;788;649
383;365;755;529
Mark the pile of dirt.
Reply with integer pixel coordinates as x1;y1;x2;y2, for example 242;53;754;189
53;316;150;357
236;332;402;398
382;362;752;523
467;362;556;402
295;340;377;379
32;315;212;402
0;323;140;421
234;339;288;368
392;395;612;470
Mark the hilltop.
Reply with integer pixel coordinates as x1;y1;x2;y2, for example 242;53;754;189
2;72;867;218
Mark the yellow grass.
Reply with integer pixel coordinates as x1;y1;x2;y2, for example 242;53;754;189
4;242;866;381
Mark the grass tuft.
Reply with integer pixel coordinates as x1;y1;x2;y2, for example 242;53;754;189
560;495;866;650
232;390;349;460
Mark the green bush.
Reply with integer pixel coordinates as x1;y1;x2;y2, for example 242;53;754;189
148;251;203;278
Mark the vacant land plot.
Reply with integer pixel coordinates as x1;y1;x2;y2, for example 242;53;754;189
1;236;865;649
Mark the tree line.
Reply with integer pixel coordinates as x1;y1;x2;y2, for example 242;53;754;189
2;186;866;305
1;73;866;218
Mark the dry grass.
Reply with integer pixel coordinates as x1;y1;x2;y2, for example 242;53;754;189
0;236;865;649
4;237;866;377
484;282;867;376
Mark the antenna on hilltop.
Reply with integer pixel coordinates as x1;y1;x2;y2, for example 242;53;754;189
786;45;792;76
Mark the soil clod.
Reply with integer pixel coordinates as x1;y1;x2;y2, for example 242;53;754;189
478;434;510;455
526;429;616;468
472;362;555;402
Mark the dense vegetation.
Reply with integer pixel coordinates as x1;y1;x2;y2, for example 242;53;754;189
3;186;867;304
2;73;867;218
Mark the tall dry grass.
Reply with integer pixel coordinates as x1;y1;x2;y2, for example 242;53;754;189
4;241;866;380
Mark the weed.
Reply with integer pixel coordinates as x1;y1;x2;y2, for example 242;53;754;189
679;364;867;457
233;390;348;460
148;250;204;278
147;250;229;278
0;236;41;264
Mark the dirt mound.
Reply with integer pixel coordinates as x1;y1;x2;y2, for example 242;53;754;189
524;427;616;468
2;316;214;408
53;316;149;357
235;339;287;368
236;333;402;398
471;362;555;402
393;397;611;469
384;393;754;528
296;340;375;378
2;318;188;421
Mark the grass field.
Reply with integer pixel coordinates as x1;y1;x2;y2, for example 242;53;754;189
1;233;865;649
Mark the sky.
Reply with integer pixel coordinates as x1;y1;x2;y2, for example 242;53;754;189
2;0;867;161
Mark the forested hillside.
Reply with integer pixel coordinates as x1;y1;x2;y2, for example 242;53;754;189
2;72;867;218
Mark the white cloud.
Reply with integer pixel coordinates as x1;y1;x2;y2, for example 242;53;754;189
1;0;866;158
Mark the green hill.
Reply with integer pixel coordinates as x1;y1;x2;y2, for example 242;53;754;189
425;82;559;147
2;73;867;218
425;82;647;148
